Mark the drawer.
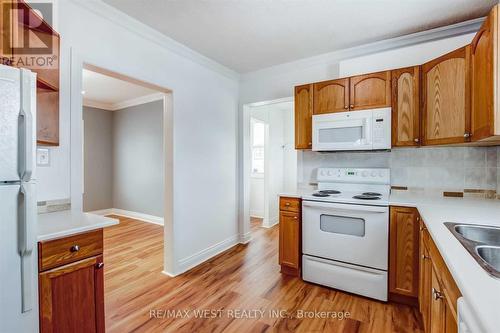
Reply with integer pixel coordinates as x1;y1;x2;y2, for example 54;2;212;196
38;229;103;271
279;197;301;212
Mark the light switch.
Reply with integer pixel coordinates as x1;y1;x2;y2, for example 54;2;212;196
36;148;50;166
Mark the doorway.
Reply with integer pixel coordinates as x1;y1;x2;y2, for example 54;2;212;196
244;98;297;235
69;57;175;275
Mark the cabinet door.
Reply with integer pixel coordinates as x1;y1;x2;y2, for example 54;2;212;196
294;84;313;149
39;256;104;333
419;228;432;333
389;207;420;299
429;267;445;333
0;0;13;61
471;7;496;141
279;211;300;270
313;78;349;114
391;67;420;146
422;46;471;145
349;71;391;110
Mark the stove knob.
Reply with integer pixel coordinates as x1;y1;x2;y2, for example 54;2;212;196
362;171;368;177
371;171;377;177
327;170;333;176
379;171;385;177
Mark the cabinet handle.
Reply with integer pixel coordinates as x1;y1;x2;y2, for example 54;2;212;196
432;288;444;300
96;262;104;269
421;255;430;260
414;138;419;143
464;133;471;138
70;245;80;252
293;216;298;220
349;104;354;109
285;202;291;206
344;105;348;109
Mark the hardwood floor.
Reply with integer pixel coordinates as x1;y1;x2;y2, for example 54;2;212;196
103;215;423;333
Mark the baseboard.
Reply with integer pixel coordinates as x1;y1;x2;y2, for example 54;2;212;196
88;208;164;226
177;234;239;274
239;232;252;244
250;211;264;219
262;216;279;228
161;270;177;278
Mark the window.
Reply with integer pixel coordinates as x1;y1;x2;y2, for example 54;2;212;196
251;119;265;175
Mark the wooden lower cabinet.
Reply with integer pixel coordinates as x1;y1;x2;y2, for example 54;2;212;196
389;206;420;305
38;230;105;333
419;222;461;333
279;197;301;276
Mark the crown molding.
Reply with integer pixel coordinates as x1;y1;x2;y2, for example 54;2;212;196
241;17;484;82
83;92;164;111
70;0;239;81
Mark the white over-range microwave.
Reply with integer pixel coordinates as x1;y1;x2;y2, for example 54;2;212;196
312;107;391;151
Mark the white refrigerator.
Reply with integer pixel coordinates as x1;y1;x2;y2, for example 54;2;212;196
0;64;38;332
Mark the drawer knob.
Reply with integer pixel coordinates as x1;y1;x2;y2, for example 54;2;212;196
96;262;104;269
70;245;80;252
285;202;291;206
350;104;354;108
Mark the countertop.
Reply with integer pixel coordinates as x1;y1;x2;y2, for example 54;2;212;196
279;190;500;332
37;210;119;242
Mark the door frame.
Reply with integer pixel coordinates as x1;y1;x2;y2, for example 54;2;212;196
70;49;177;275
240;97;294;243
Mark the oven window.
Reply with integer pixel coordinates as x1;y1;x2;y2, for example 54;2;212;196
318;126;363;143
319;214;365;237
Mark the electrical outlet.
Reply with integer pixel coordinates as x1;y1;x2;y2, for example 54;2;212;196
36;148;50;167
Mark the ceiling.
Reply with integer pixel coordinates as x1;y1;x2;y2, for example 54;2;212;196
103;0;495;73
82;69;159;110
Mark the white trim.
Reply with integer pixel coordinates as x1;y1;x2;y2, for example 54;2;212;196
70;0;238;80
88;208;164;226
239;232;252;244
250;211;264;219
262;216;278;229
241;17;483;82
161;270;177;277
82;99;115;111
177;235;239;274
83;92;165;111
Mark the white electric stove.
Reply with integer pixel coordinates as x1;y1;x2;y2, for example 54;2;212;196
302;167;390;301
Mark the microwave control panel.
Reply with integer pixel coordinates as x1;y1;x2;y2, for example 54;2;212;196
371;108;391;150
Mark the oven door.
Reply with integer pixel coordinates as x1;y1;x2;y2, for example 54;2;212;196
312;111;372;151
302;200;388;270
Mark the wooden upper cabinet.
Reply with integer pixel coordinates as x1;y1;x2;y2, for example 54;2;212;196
422;46;471;145
471;6;496;141
313;78;349;114
391;67;420;146
389;206;420;302
349;71;391;110
0;0;12;61
295;84;313;149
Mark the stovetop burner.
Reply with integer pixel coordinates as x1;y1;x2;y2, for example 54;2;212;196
362;192;381;196
319;190;341;195
312;192;330;197
353;195;381;200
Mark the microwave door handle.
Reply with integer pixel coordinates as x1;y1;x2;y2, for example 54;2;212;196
303;201;387;213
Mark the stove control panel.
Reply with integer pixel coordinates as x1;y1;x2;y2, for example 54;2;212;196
317;168;390;184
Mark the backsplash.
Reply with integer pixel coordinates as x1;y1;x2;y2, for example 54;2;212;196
298;146;500;195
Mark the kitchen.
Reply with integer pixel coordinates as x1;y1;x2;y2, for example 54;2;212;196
2;0;500;332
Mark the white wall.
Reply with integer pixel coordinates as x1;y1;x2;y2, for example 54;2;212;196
338;33;475;76
41;0;240;274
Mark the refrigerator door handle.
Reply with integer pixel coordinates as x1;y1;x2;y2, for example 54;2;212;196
18;184;34;312
18;69;33;182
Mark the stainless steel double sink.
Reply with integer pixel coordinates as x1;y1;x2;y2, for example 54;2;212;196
445;223;500;278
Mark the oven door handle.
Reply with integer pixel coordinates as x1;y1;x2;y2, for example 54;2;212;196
302;201;387;213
